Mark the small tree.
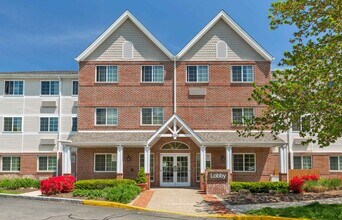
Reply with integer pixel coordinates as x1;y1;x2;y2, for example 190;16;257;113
136;168;147;184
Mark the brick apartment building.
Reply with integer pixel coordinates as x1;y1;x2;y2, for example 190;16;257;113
0;11;341;188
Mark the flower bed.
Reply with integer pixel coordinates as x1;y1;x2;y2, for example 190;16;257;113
0;178;40;190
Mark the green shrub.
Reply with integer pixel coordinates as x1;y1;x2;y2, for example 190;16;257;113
230;182;289;193
320;178;342;190
74;179;136;190
0;178;40;190
73;189;106;199
303;180;327;193
104;184;141;203
136;168;147;184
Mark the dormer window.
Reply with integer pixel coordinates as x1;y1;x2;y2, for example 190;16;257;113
216;40;227;59
122;41;133;59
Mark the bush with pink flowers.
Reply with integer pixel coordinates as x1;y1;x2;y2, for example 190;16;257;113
40;176;76;196
289;174;320;193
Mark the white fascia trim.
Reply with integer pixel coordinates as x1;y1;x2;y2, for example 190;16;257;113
75;10;174;61
78;130;156;133
176;10;274;61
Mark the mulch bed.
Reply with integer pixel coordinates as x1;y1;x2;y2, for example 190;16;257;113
224;190;342;205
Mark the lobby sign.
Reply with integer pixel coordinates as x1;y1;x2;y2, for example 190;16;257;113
207;171;228;181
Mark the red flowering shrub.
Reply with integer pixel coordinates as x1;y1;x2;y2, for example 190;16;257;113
289;174;320;193
41;176;76;196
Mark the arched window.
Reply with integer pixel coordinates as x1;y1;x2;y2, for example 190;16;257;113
122;41;133;59
161;141;190;150
216;40;227;59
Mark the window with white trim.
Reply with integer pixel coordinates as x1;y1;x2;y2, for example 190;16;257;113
294;156;312;169
72;117;77;132
330;156;342;171
38;156;57;171
141;107;163;125
72;81;78;95
231;65;254;82
96;66;118;82
94;154;116;172
142;66;164;82
233;154;255;172
139;153;154;182
292;115;311;132
232;108;254;124
186;66;209;82
4;81;24;95
1;156;20;171
3;117;22;132
40;117;58;132
41;81;59;95
216;41;227;59
95;108;118;125
196;153;211;182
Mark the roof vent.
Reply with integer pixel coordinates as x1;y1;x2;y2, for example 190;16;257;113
122;41;134;59
216;40;227;59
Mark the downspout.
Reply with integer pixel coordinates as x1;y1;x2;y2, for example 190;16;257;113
173;57;177;114
57;76;62;176
288;125;294;169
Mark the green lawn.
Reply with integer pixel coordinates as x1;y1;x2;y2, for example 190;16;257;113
247;202;342;220
0;190;24;194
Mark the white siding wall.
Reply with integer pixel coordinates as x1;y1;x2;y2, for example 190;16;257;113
85;19;170;61
180;19;265;61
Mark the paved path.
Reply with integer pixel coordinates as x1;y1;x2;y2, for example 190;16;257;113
147;188;213;215
224;197;342;213
0;197;217;220
21;190;42;196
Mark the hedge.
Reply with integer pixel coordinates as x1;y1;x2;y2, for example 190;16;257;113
230;181;289;193
74;179;136;190
0;178;40;190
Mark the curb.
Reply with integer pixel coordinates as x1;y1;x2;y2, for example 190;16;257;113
0;193;83;204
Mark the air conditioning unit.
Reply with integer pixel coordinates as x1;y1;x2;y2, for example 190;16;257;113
189;88;206;96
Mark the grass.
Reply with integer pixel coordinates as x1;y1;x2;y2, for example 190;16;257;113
0;190;23;194
247;202;342;220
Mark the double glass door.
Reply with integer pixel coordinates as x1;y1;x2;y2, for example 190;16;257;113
160;154;190;187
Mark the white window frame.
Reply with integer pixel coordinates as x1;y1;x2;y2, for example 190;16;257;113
196;153;212;182
140;107;164;126
94;108;118;126
72;80;78;96
233;153;256;172
232;107;255;125
1;156;20;172
40;80;59;96
293;155;312;169
139;153;155;182
292;114;311;132
231;65;254;83
94;153;117;172
39;117;59;132
141;65;164;83
329;156;342;172
186;65;209;83
122;41;134;59
216;41;227;59
37;156;57;172
3;116;22;132
4;80;24;96
95;65;119;83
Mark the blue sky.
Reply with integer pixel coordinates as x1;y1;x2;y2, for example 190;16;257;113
0;0;294;71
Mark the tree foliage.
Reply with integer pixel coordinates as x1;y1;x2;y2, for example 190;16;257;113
243;0;341;147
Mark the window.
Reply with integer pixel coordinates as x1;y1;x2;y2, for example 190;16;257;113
141;108;163;125
72;117;77;131
3;117;22;132
95;108;118;125
4;81;23;95
122;41;134;59
40;117;58;132
94;154;116;172
139;153;154;182
142;66;164;82
72;81;78;95
96;66;118;82
186;66;209;82
231;65;254;82
216;41;227;59
330;156;342;171
232;108;254;124
1;156;20;171
196;153;211;182
41;81;59;95
161;142;190;150
294;156;312;169
233;154;256;172
38;156;57;171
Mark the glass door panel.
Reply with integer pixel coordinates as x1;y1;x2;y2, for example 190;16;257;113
162;156;174;183
176;156;188;183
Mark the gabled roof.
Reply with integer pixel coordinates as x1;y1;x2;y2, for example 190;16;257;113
75;10;174;61
176;10;274;61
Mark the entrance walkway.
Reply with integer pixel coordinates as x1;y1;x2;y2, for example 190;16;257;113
133;188;232;215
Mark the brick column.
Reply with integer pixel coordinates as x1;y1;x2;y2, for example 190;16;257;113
116;173;124;179
146;173;151;190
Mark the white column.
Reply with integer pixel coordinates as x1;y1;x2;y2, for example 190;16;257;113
226;145;232;173
287;126;294;169
200;145;206;173
279;145;289;174
116;145;123;173
62;145;71;175
144;145;150;173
